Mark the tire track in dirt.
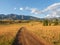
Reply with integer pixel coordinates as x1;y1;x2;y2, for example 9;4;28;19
12;27;54;45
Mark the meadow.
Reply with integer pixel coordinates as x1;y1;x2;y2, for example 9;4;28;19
0;21;60;45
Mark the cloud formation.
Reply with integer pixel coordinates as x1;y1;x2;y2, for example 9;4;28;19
30;8;42;14
20;7;42;14
45;3;60;18
43;3;60;12
19;3;60;18
20;8;24;10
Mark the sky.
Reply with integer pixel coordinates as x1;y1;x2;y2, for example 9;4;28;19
0;0;60;18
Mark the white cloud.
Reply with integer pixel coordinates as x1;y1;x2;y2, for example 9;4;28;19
19;7;29;11
44;3;60;18
31;8;37;13
30;8;42;14
20;8;23;10
43;3;60;12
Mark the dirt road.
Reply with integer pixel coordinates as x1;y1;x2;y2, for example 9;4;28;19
12;27;54;45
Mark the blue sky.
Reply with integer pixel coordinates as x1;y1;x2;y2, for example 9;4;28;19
0;0;60;18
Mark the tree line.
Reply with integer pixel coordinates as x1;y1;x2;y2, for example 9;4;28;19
0;19;59;26
43;19;59;26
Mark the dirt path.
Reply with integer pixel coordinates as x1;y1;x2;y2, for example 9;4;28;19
12;27;54;45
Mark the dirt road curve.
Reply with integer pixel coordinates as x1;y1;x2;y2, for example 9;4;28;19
12;27;54;45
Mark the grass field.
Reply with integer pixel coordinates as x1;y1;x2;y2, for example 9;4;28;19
0;22;60;45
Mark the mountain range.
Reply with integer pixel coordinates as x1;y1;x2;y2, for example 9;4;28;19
0;14;41;20
0;14;60;21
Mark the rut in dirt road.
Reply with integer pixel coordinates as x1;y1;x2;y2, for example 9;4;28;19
12;27;54;45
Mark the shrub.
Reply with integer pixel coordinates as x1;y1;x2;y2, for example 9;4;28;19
54;19;59;25
43;19;49;26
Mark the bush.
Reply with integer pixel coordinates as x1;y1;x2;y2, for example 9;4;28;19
43;19;49;26
54;19;59;25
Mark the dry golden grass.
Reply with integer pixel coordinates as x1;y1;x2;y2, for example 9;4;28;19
0;23;29;45
25;22;60;45
0;22;60;45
